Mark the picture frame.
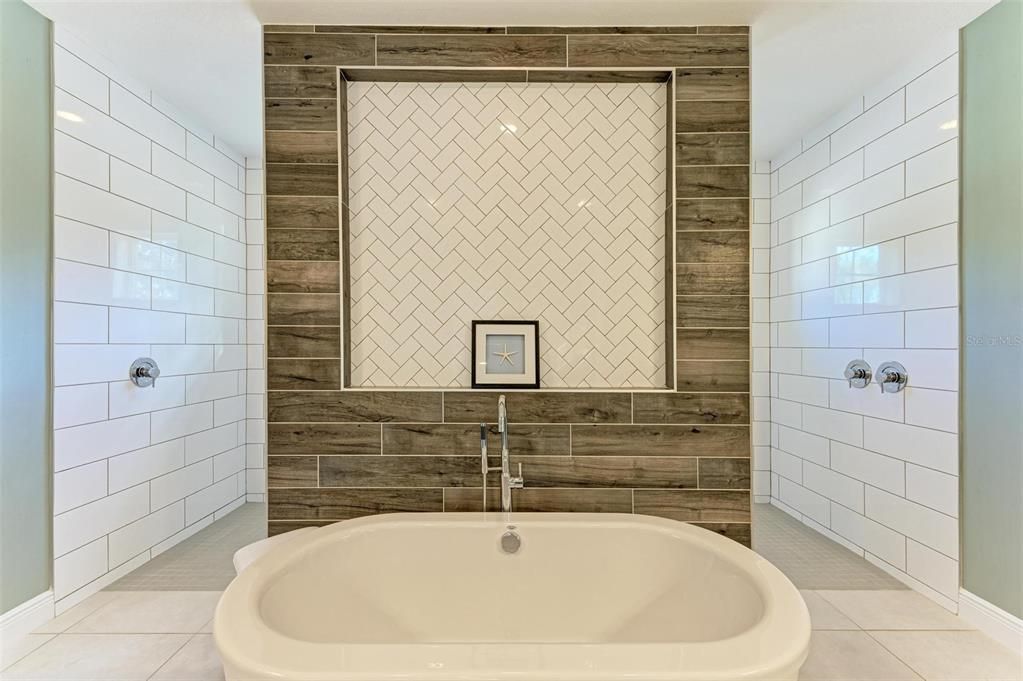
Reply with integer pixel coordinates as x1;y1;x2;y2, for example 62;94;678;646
471;320;540;389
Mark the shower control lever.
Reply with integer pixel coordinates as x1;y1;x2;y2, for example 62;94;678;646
129;357;160;388
844;360;872;389
876;361;908;393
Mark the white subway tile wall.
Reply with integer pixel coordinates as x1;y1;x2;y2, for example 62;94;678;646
50;27;265;611
751;161;772;502
243;158;266;502
761;46;960;610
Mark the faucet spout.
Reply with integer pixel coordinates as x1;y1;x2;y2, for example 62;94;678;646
496;395;522;512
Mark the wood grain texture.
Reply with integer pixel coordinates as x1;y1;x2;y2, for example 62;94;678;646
266;293;340;325
691;522;751;546
266;131;339;164
443;488;632;513
676;360;750;392
677;165;749;198
267;261;340;293
268;520;335;537
698;458;750;489
676;231;750;263
663;83;676;386
382;423;569;456
509;26;698;34
267;358;341;390
677;263;750;295
268;326;341;358
265;163;339;196
567;34;748;67
676;133;749;165
268;423;381;456
267;229;339;261
675;68;749;99
376;35;566;67
676;328;750;360
632;393;750;424
317;25;506;34
633;489;750;522
571;424;749;457
320;455;485;488
676;295;749;327
697;26;750;35
265;99;337;131
268;390;442;423
527;69;669;82
264;32;375;65
342;68;526;82
676;101;750;133
676;198;749;230
511;456;698;488
268;456;318;487
264;65;337;98
269;488;442;520
443;391;631;423
259;25;754;529
263;25;313;33
266;196;339;229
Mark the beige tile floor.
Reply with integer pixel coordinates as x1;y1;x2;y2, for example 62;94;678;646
799;591;1022;680
2;590;220;680
3;587;1020;680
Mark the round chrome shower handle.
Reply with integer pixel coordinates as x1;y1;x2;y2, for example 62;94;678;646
844;360;872;389
876;361;908;393
129;357;160;388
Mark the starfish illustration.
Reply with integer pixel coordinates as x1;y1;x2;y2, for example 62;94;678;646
493;344;519;366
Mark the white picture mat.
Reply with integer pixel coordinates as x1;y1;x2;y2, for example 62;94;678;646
474;323;537;385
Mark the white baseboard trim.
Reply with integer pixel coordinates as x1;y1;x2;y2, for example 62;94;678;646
0;590;54;643
863;552;959;613
959;589;1023;654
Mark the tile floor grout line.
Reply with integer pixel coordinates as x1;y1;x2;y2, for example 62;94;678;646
145;632;198;681
860;628;928;681
0;633;59;673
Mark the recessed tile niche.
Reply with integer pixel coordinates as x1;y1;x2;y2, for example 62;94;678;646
346;79;669;388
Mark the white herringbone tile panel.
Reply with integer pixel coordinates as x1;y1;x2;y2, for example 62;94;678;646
347;81;667;388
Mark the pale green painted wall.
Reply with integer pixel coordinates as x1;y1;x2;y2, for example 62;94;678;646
961;0;1023;619
0;0;52;614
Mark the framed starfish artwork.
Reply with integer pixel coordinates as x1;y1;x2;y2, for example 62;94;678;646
471;320;540;389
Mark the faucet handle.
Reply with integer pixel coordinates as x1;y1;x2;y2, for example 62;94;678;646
130;357;160;388
876;361;908;393
510;462;524;488
844;360;871;389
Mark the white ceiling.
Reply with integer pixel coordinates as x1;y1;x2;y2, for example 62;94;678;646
28;0;995;161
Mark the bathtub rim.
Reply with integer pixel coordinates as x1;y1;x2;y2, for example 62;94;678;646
214;512;810;681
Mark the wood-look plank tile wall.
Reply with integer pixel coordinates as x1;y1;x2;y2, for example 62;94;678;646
263;25;752;545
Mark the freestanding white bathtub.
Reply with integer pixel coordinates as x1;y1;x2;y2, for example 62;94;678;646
214;513;810;681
